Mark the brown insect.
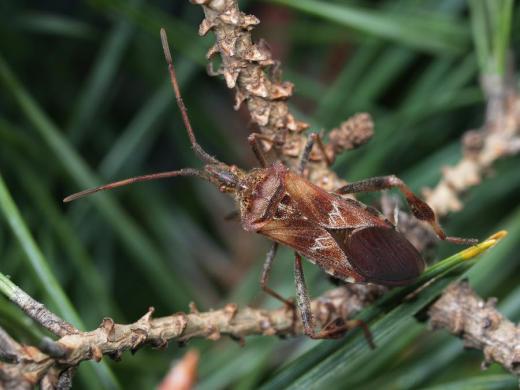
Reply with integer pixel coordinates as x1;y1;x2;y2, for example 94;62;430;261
64;29;476;342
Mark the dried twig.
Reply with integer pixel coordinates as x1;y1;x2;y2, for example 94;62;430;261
191;0;373;191
0;283;384;389
429;281;520;375
424;73;520;215
7;284;78;338
0;324;51;390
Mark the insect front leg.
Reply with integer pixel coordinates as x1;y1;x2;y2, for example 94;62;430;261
248;133;272;168
260;243;294;307
335;175;477;245
294;253;374;347
298;132;332;175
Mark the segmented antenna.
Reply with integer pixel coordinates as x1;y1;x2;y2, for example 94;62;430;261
63;28;222;203
63;168;203;202
160;28;219;165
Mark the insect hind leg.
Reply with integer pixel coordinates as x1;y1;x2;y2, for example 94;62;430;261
293;252;374;347
335;175;477;245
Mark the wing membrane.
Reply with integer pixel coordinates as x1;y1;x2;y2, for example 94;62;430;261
345;226;425;285
260;218;363;282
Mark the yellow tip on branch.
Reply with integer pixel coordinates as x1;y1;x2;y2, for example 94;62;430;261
460;230;508;261
486;230;508;241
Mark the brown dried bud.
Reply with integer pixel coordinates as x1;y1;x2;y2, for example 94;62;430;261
329;113;374;154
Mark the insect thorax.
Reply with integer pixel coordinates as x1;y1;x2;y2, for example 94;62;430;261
236;166;293;231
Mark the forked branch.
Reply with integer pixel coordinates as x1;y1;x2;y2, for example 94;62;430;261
0;281;385;389
191;0;374;191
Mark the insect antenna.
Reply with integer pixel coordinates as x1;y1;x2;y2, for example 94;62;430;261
63;28;231;203
63;168;205;202
160;28;220;165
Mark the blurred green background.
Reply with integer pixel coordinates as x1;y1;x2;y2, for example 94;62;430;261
0;0;519;389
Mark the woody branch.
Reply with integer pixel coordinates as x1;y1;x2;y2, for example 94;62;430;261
191;0;374;191
428;281;520;376
0;277;384;389
424;71;520;216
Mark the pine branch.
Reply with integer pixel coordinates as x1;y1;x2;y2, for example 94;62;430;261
429;281;520;375
0;278;384;389
2;279;78;338
191;0;373;191
424;72;520;215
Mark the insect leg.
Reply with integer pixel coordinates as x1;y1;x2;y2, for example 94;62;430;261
294;252;374;346
298;133;333;175
248;133;269;168
298;132;317;174
313;132;333;166
322;318;375;348
260;243;293;306
336;175;477;245
293;252;315;336
161;29;219;165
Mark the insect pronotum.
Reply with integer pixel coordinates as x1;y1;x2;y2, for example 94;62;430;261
64;29;477;343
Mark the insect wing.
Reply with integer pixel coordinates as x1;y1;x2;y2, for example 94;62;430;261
259;218;363;282
284;171;385;230
345;226;425;286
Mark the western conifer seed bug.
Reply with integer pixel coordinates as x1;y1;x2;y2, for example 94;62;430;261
64;29;477;344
